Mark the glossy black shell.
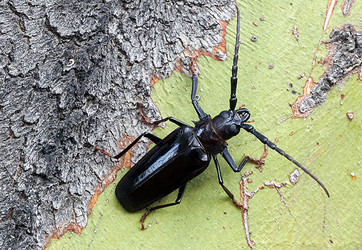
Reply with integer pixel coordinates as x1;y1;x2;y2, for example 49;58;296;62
115;126;211;212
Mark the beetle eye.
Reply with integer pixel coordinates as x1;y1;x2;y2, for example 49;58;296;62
229;124;239;135
220;111;230;118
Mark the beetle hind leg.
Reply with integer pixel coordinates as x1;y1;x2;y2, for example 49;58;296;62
113;116;190;160
113;133;162;159
96;132;162;159
140;184;186;230
152;116;189;127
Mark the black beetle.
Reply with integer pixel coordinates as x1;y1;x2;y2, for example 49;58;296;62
113;6;329;229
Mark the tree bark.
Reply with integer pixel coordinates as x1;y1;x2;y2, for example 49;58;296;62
0;1;234;248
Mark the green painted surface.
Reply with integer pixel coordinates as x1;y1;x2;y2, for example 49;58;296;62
49;0;361;249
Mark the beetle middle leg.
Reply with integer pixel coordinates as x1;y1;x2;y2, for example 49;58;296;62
140;184;186;230
212;155;243;209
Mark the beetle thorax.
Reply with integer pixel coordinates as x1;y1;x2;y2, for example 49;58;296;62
194;115;228;155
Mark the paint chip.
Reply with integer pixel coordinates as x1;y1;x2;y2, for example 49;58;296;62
350;172;356;181
346;112;354;121
291;25;362;117
290;169;300;185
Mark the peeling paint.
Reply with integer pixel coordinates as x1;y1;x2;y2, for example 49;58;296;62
173;20;229;77
292;25;362;117
350;172;356;181
342;0;354;16
289;169;300;185
324;0;338;31
346;112;354;121
292;25;299;41
239;172;288;248
45;223;82;248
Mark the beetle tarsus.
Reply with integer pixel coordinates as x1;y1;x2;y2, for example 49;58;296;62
140;209;151;230
233;199;243;210
138;184;187;229
95;146;113;159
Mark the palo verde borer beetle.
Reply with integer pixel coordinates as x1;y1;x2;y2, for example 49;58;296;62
113;5;330;229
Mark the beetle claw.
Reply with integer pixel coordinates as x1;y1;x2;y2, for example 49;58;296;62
233;199;243;209
140;209;151;230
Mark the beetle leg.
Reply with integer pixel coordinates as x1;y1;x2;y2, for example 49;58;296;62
221;148;250;172
113;117;189;159
113;133;162;159
152;116;190;127
241;123;330;197
191;74;207;119
221;147;267;172
212;155;243;209
140;184;186;230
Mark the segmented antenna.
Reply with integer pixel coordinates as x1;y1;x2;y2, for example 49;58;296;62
229;5;241;110
241;123;330;197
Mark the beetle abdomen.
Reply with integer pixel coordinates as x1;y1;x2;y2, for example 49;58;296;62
115;127;211;212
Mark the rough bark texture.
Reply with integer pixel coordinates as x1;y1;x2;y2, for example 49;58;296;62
0;1;234;248
296;25;362;114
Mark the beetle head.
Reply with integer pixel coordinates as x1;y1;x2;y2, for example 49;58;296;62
212;108;250;140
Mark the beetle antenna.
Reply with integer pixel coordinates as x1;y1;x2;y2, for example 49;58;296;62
241;124;330;197
229;5;241;110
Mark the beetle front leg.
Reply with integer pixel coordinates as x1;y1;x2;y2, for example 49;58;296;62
212;155;242;209
221;148;265;172
191;74;207;119
140;184;187;230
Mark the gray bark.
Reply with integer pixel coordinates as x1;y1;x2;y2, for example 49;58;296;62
0;0;234;248
298;25;362;113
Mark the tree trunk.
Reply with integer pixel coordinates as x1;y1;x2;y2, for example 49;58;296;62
0;1;234;248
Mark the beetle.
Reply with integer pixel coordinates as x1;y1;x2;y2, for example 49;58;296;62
112;6;329;229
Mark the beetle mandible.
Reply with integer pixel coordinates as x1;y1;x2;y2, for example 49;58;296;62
112;5;330;229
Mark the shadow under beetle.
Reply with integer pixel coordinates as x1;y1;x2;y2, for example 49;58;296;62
113;6;330;228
